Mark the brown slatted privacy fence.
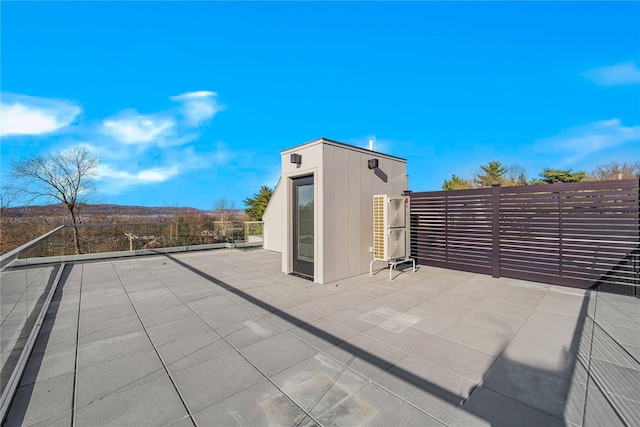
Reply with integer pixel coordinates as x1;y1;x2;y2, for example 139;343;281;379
410;187;494;275
411;178;639;292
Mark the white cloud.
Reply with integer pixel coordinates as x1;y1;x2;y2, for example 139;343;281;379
0;93;81;137
95;164;180;194
96;164;178;183
585;62;640;86
92;140;231;195
101;110;175;144
6;90;227;195
537;119;640;164
174;90;217;98
170;90;224;126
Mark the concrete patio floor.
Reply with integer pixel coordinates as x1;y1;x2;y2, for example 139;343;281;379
3;249;639;426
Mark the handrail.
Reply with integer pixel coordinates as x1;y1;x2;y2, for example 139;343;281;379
2;221;264;266
0;225;65;269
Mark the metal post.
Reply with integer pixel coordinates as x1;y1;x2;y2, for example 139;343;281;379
444;195;449;263
558;191;563;278
492;184;501;278
636;176;640;288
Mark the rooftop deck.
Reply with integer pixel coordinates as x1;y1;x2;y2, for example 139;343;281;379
3;249;639;426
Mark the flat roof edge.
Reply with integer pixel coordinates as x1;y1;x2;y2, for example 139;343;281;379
281;137;407;162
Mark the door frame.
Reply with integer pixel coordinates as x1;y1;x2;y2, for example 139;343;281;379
291;174;314;279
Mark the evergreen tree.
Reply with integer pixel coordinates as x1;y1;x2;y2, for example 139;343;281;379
244;186;274;220
515;172;529;186
533;168;587;184
442;174;473;190
473;161;508;187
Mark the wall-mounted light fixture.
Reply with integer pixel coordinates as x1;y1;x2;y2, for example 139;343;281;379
290;154;302;165
368;159;379;169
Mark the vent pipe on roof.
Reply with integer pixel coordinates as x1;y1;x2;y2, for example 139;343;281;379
369;139;374;151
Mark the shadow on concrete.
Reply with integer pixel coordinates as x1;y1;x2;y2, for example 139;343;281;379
9;251;636;426
166;253;608;425
165;255;466;407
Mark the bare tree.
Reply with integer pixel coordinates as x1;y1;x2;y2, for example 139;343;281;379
214;197;235;222
505;164;529;186
590;161;640;181
0;185;17;221
214;198;235;239
10;147;99;254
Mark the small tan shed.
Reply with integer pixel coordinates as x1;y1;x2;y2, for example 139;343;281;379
263;138;408;284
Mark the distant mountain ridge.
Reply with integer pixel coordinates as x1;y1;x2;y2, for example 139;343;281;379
5;203;245;218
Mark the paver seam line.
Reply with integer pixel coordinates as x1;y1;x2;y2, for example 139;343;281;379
580;291;631;426
157;258;340;326
598;291;640;336
297;353;451;427
303;353;360;418
137;262;277;322
70;263;83;427
0;267;46;327
581;291;597;425
38;412;73;427
459;283;573;413
110;261;198;427
69;359;176;414
134;257;321;427
159;339;232;373
236;255;416;308
590;318;640;366
54;268;175;420
74;314;141;344
473;287;625;425
155;255;458;426
324;297;537;388
215;254;624;421
167;251;328;297
599;296;640;319
420;321;513;359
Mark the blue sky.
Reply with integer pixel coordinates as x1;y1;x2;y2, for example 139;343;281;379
1;2;639;210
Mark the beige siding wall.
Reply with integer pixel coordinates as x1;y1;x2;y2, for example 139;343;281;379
262;179;283;253
322;143;407;283
267;138;407;285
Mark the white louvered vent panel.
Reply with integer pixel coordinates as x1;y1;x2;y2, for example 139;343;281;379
373;195;385;260
387;229;406;260
372;195;411;261
388;198;405;228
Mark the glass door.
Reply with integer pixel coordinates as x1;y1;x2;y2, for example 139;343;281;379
292;175;314;278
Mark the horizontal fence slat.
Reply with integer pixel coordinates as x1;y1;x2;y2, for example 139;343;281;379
411;178;639;290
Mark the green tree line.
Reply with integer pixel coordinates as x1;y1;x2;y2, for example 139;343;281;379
442;161;640;190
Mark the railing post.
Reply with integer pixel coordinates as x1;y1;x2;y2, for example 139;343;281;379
558;190;563;278
636;175;640;289
444;194;449;263
492;184;501;278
